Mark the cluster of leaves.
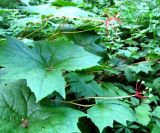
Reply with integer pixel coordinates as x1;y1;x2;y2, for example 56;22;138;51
0;0;160;132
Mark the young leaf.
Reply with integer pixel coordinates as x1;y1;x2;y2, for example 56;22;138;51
0;37;101;101
0;80;85;133
87;100;136;132
135;104;151;126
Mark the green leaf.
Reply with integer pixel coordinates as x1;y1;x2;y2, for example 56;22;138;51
101;83;128;97
152;106;160;119
0;37;100;101
21;5;95;17
123;68;138;81
135;104;151;126
67;33;107;57
117;49;132;57
127;62;154;74
51;0;77;7
20;0;30;5
0;0;20;8
156;26;160;37
87;100;136;132
153;77;160;91
0;80;85;133
66;72;103;97
11;16;41;27
152;125;160;133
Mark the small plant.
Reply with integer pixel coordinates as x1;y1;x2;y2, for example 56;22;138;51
0;0;159;133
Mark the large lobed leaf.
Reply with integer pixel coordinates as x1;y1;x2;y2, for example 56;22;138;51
0;80;85;133
0;36;101;101
21;5;96;17
87;100;136;132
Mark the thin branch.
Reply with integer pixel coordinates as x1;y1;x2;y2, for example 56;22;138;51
20;16;104;39
136;82;139;92
22;21;48;39
48;17;68;40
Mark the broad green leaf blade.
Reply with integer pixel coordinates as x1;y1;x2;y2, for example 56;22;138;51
21;5;95;17
87;100;136;132
0;37;100;101
124;62;154;74
51;0;77;7
152;106;160;119
153;77;160;91
26;70;66;101
66;72;104;97
101;83;128;97
33;38;101;71
0;37;65;101
0;80;85;133
152;126;160;133
68;33;107;57
135;104;151;126
20;0;30;5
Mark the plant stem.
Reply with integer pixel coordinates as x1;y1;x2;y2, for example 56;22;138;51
52;100;95;107
48;17;68;40
61;25;102;34
52;94;136;107
22;21;48;39
71;95;136;102
39;16;105;24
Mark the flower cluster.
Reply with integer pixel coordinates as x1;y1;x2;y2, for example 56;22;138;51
105;14;122;30
105;17;121;26
134;80;153;99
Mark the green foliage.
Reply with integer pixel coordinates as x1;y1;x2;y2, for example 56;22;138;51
0;80;85;132
66;72;103;97
152;106;160;119
0;0;160;132
152;126;160;133
135;104;151;126
87;100;136;132
0;0;21;8
0;36;100;101
51;0;77;7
